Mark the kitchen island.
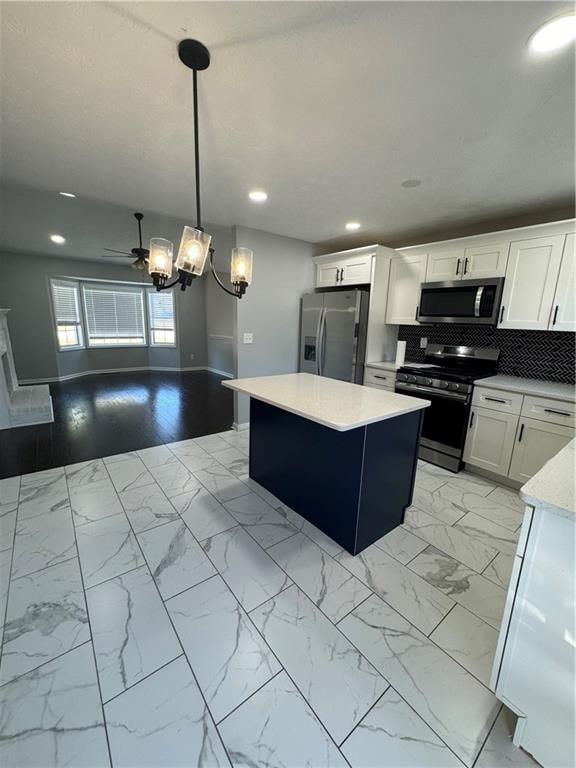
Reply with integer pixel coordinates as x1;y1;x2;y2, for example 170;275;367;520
223;373;429;555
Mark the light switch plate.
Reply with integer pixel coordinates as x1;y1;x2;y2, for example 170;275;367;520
243;333;253;344
420;337;428;349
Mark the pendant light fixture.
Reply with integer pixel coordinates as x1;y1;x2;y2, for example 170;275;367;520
148;39;253;298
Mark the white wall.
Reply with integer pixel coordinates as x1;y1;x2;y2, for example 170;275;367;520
233;225;315;425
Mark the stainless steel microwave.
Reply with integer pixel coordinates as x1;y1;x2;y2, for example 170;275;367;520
417;277;505;325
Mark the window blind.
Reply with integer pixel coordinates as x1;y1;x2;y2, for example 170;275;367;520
82;284;146;346
148;290;176;345
51;280;83;348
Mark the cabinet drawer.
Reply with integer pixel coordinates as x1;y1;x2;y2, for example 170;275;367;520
473;387;523;415
364;368;396;389
521;395;575;427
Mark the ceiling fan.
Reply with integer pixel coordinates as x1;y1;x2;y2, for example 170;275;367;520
102;212;149;270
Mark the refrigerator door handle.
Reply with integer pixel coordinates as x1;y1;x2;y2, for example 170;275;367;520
318;308;327;376
313;307;324;375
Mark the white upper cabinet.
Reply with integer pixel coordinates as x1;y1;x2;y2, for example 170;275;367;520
424;242;509;283
385;252;428;325
425;250;464;282
499;235;566;330
339;254;373;286
463;242;509;279
549;233;575;332
314;252;373;288
316;261;341;288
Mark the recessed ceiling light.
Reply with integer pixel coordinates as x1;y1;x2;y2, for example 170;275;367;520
59;192;76;198
249;190;268;202
345;221;361;231
50;234;66;244
529;14;576;54
401;178;422;188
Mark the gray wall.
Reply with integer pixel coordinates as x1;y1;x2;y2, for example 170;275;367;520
204;225;236;377
0;250;207;382
233;226;315;425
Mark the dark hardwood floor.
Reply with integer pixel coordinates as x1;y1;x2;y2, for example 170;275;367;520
0;370;234;479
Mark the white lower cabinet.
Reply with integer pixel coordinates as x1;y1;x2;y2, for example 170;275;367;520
463;407;518;476
508;418;574;484
464;386;575;483
492;505;575;768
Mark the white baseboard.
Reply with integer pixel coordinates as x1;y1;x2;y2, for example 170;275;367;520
205;367;234;378
233;421;250;431
18;366;232;385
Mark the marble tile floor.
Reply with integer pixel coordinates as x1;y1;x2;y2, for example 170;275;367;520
0;432;540;768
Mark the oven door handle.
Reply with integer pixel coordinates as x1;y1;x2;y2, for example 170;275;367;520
474;286;484;317
395;383;469;402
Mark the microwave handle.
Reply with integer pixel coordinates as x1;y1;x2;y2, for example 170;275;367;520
474;286;484;317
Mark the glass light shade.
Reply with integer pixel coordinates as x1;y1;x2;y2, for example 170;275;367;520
231;247;253;285
175;226;211;275
148;238;173;279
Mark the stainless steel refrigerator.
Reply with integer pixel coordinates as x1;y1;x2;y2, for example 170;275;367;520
299;290;370;383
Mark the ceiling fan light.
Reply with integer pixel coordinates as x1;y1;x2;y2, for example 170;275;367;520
148;238;173;279
176;226;211;276
231;247;253;285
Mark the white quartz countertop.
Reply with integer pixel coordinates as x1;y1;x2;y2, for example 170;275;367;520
521;439;575;521
223;373;430;431
476;375;575;402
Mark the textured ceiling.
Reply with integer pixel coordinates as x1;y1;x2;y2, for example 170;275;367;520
0;1;574;254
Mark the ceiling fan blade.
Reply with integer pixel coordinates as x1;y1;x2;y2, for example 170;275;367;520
103;248;133;256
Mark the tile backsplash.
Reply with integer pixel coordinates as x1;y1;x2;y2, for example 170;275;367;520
398;326;576;384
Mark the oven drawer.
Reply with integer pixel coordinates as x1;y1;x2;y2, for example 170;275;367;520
520;395;575;428
472;386;523;415
364;368;396;390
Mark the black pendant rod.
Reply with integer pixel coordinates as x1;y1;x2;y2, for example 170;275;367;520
193;69;202;230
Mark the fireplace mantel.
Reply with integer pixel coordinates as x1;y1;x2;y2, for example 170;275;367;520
0;309;54;430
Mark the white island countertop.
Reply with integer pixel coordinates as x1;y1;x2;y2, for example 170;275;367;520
476;375;575;402
521;439;575;521
223;373;430;431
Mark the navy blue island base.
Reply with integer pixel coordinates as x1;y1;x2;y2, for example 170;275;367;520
248;397;424;556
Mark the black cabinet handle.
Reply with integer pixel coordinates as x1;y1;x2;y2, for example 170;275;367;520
374;375;388;380
469;411;474;428
499;306;505;323
552;305;559;325
544;408;571;417
485;397;507;404
464;257;469;275
518;423;525;442
415;305;419;321
456;259;461;275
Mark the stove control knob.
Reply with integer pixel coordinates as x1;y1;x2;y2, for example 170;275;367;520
439;381;449;389
422;378;432;386
448;382;459;391
407;375;417;383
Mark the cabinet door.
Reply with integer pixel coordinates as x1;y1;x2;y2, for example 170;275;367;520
463;242;509;279
385;253;428;325
508;418;574;484
316;261;340;288
341;255;373;286
549;233;575;332
499;235;565;330
463;407;518;476
425;250;464;282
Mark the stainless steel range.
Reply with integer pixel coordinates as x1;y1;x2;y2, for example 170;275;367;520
395;344;500;472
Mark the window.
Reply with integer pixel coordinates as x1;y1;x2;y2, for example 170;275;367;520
51;280;83;349
50;278;177;351
82;283;146;347
147;290;176;346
